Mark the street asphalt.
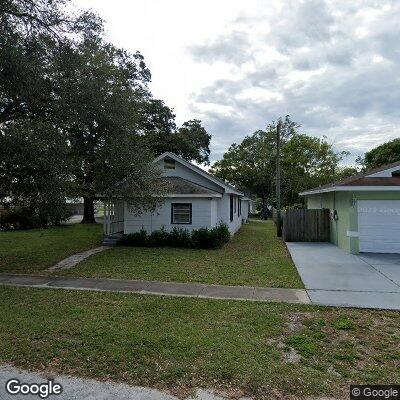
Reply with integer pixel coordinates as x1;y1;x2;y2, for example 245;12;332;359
0;364;338;400
0;365;240;400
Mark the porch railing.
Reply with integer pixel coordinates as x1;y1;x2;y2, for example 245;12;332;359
104;199;124;235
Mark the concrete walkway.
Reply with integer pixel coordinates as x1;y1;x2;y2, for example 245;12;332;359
47;247;111;271
62;215;103;225
287;242;400;310
0;275;310;304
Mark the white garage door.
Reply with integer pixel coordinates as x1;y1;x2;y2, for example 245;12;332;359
358;200;400;253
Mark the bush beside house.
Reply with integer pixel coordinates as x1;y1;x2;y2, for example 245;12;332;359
119;223;230;249
0;206;71;230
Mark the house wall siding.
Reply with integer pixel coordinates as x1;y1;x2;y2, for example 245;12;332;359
124;195;245;235
210;198;218;227
220;194;243;234
124;197;213;234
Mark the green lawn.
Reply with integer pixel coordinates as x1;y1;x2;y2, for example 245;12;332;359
59;221;303;288
0;223;103;274
1;286;399;399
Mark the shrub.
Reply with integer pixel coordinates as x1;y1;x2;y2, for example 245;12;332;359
191;228;214;249
283;203;304;211
169;227;192;248
0;207;40;230
0;201;71;230
211;223;230;247
148;227;170;247
119;223;230;249
119;228;148;246
192;223;230;249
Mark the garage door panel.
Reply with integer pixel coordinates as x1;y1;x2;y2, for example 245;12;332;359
359;215;399;223
358;200;400;254
360;242;400;253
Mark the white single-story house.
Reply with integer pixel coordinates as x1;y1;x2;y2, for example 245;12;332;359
300;161;400;254
103;152;251;240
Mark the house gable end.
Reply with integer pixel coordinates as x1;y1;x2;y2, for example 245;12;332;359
154;152;243;195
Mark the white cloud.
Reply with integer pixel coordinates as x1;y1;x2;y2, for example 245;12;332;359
73;0;400;163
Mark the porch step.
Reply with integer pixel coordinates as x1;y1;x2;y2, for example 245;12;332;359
102;234;123;247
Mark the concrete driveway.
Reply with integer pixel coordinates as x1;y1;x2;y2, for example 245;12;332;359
287;242;400;310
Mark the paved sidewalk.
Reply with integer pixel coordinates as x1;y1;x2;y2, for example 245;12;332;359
0;274;310;304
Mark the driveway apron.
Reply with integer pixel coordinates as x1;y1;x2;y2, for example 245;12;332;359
287;242;400;310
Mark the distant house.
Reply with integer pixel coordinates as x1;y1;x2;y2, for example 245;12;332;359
103;152;251;239
300;161;400;254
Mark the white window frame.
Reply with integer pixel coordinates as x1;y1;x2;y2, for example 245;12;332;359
171;203;192;224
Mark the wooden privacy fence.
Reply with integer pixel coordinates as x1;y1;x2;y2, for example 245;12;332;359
283;209;330;242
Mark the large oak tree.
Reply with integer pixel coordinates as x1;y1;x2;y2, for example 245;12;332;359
0;0;101;224
1;0;211;226
56;37;161;223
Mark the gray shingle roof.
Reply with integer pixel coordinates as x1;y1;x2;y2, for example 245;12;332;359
154;152;244;195
301;160;400;195
163;177;222;195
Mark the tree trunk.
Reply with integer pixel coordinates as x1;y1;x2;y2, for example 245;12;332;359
81;196;96;224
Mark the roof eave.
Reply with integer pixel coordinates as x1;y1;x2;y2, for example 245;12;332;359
165;193;222;198
225;188;244;196
300;186;400;196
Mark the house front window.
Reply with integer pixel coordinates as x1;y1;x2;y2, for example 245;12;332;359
171;203;192;224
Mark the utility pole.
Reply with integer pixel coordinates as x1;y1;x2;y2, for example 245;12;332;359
276;121;282;237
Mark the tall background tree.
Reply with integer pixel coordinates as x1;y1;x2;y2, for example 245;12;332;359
211;129;276;218
281;134;348;205
211;116;348;216
357;138;400;169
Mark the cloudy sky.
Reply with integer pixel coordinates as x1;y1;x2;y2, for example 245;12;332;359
75;0;399;164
